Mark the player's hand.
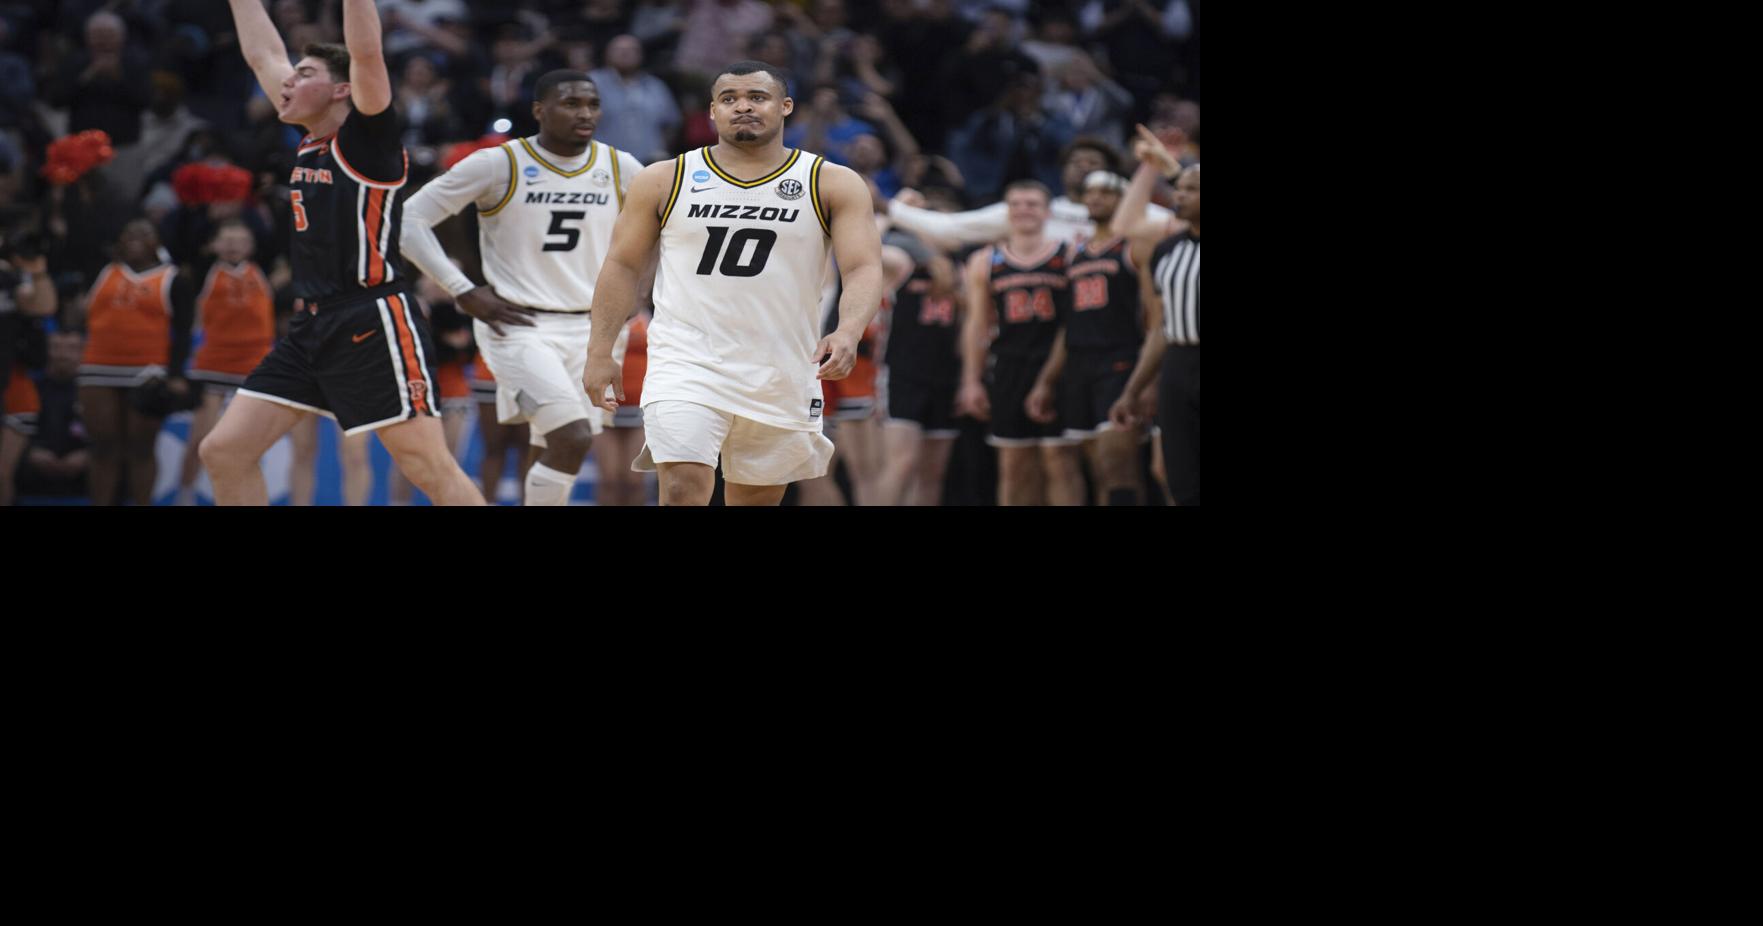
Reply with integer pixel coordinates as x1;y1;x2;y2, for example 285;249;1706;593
583;354;623;413
1025;382;1056;424
1133;123;1182;176
814;330;859;380
457;285;536;337
1107;394;1136;430
893;187;926;209
957;380;990;421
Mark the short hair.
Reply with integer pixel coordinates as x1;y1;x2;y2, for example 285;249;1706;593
302;42;350;82
714;60;792;97
213;218;251;239
1003;179;1051;201
535;69;595;102
1059;136;1122;174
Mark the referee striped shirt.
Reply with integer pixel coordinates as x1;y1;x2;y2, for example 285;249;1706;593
1150;231;1201;346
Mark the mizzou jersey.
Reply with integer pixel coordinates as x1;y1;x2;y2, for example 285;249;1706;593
646;146;834;431
287;104;409;302
191;259;275;376
987;240;1070;359
81;262;181;367
479;138;639;310
1064;236;1142;352
885;262;960;385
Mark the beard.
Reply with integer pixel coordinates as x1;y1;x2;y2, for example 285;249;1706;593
734;129;759;142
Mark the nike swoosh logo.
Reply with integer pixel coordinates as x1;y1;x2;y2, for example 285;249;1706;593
353;330;377;343
690;185;719;193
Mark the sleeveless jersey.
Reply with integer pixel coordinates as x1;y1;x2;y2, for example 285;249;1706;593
884;262;959;385
191;260;275;375
1063;236;1142;352
988;240;1069;359
82;262;176;367
288;105;410;301
475;138;637;310
645;146;834;430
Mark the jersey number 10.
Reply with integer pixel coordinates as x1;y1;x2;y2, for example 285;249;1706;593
695;226;777;278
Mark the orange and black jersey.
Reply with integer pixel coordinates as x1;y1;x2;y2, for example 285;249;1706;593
988;241;1070;358
885;262;961;385
1063;236;1143;352
288;104;410;302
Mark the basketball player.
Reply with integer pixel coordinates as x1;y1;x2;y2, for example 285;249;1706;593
956;181;1084;506
401;69;644;506
200;0;484;505
582;61;885;507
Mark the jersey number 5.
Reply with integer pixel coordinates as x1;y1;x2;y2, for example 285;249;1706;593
694;226;777;278
291;191;308;232
544;211;586;251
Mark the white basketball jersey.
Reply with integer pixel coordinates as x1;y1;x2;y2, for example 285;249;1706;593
644;146;834;431
477;138;637;311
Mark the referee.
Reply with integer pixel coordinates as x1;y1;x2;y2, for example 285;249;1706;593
1109;163;1200;506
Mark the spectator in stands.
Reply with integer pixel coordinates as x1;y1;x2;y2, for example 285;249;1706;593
589;34;681;164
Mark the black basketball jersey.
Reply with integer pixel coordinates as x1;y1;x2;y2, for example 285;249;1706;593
988;240;1069;358
287;105;410;301
1063;236;1143;352
885;263;960;384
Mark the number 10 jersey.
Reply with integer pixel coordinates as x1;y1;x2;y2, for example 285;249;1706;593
646;146;834;431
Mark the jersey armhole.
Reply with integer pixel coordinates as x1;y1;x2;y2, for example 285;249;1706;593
659;154;686;227
610;146;625;211
480;144;519;216
809;156;831;237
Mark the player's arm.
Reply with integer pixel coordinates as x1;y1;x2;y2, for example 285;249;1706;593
227;0;294;99
956;247;994;420
880;244;914;294
886;198;1009;252
1110;247;1169;429
399;149;534;335
817;163;885;381
341;0;392;116
1120;123;1188;239
583;161;674;411
1027;329;1066;424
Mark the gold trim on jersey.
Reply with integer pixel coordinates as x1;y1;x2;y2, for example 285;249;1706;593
520;137;599;177
610;146;624;211
480;144;519;216
660;154;685;227
809;156;830;237
702;147;801;188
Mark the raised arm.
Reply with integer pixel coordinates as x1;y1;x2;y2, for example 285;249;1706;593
816;163;885;381
583;160;676;410
342;0;391;116
227;0;293;99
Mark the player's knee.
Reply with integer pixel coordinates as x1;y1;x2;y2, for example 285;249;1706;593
659;466;712;505
544;420;594;464
199;430;247;472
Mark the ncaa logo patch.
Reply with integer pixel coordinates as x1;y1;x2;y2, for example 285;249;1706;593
591;168;611;186
693;170;711;183
524;165;541;179
776;179;805;201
